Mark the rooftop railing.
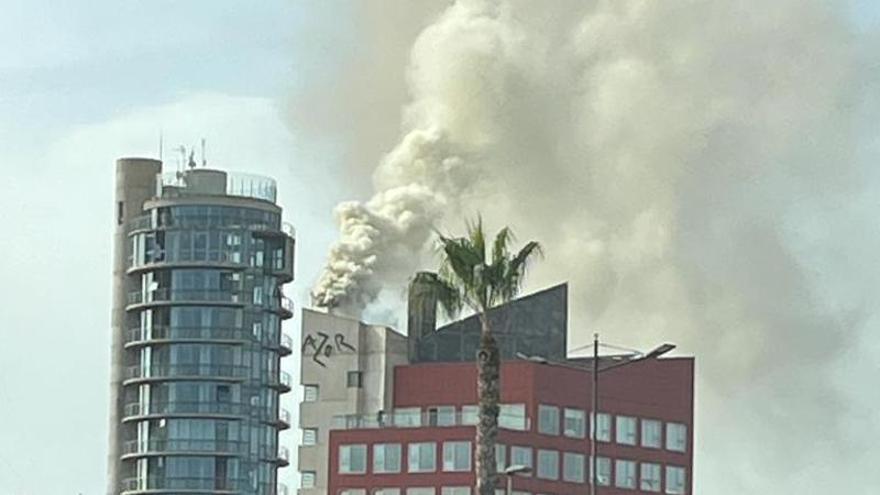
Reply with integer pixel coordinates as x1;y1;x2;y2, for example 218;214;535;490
330;411;531;431
157;171;277;203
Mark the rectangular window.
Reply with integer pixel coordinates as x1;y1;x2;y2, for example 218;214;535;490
301;471;315;488
666;423;687;452
302;428;317;446
562;452;585;483
536;449;559;480
303;385;319;402
616;415;637;445
591;456;611;486
408;442;436;473
640;463;661;492
347;371;363;388
429;406;456;426
593;413;611;442
641;419;662;448
406;489;435;495
117;201;124;225
615;459;637;489
462;405;479;425
538;405;560;435
665;466;686;494
495;444;506;473
394;407;422;427
341;490;366;495
441;488;470;495
563;408;586;438
339;444;367;474
510;446;533;472
500;404;527;430
375;489;401;495
443;441;472;472
373;443;402;473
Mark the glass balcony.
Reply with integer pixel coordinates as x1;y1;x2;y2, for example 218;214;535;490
331;410;531;431
278;445;290;466
125;326;252;345
121;476;248;493
278;408;291;429
270;371;293;393
278;333;293;356
127;288;244;307
123;401;249;419
122;439;245;456
124;364;249;381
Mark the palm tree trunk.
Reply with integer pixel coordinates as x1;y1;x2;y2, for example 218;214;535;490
475;314;500;495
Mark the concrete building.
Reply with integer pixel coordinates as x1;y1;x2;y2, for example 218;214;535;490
298;279;694;495
108;159;296;495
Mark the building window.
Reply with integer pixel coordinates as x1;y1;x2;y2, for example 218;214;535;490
347;371;363;388
495;444;506;473
641;419;662;448
406;489;435;495
339;444;367;474
666;466;686;494
591;456;611;486
373;443;402;473
536;449;559;480
562;452;585;483
563;408;585;438
510;446;533;472
394;407;422;427
303;385;319;402
616;416;637;445
538;405;560;435
593;413;611;442
500;404;527;430
408;442;437;473
441;487;470;495
302;428;317;446
341;490;366;495
666;423;687;452
640;463;661;492
375;490;401;495
301;471;316;488
443;441;472;472
429;406;456;426
615;459;637;489
462;405;479;425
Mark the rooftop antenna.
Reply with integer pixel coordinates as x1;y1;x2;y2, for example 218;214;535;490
187;147;197;169
201;138;207;167
158;131;164;163
173;145;186;178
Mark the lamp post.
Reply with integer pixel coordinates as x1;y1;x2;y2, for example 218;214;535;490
503;464;532;495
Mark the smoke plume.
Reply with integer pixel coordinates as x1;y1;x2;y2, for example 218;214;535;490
297;0;879;492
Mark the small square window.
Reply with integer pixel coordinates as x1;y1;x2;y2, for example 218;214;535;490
665;466;686;494
563;408;586;438
373;443;402;473
339;444;367;474
615;459;637;489
538;405;560;435
302;428;317;446
442;441;471;472
510;446;533;473
303;385;319;402
641;419;662;448
616;416;637;445
562;452;585;483
640;463;661;492
666;423;687;452
408;442;436;473
347;371;363;388
301;471;316;488
536;449;559;480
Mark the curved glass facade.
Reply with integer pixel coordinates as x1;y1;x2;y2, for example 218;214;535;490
120;199;293;495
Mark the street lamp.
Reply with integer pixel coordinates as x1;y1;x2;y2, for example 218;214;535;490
503;464;532;495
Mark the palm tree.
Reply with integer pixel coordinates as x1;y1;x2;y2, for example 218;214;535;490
423;218;542;495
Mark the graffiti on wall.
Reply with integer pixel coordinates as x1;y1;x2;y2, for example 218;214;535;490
301;331;356;367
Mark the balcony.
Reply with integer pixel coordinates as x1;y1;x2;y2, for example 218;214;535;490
269;371;293;393
121;439;245;458
125;326;252;347
277;445;290;467
121;476;247;494
278;333;293;356
122;401;250;421
123;364;249;384
331;410;531;431
275;296;294;320
277;408;292;430
126;289;245;310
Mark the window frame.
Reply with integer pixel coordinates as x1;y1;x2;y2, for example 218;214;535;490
563;408;586;438
536;449;559;481
641;419;662;449
640;462;662;492
562;452;585;483
339;444;367;474
614;459;637;490
616;415;638;446
408;442;437;473
538;404;560;436
442;441;472;472
373;443;402;474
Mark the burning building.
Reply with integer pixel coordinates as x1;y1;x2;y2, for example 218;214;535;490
298;277;694;495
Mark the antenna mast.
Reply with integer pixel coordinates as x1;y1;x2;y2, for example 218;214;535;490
201;138;207;167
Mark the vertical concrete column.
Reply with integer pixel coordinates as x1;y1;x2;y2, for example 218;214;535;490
107;158;161;495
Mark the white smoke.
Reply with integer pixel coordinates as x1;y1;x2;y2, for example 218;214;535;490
299;0;879;492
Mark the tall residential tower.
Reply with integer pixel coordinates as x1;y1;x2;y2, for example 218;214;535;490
109;159;295;495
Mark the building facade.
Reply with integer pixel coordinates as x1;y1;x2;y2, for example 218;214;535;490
109;159;296;495
299;279;694;495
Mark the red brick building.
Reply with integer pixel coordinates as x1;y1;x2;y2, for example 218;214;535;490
325;356;694;495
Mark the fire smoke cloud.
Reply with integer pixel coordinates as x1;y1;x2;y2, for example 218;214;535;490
298;0;879;492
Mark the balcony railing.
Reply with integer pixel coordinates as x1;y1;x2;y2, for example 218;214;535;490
121;476;248;492
157;171;277;203
126;326;251;344
127;289;243;306
331;411;531;431
270;371;293;392
124;364;249;381
279;408;291;427
122;439;245;455
278;333;293;355
278;445;290;463
123;401;249;418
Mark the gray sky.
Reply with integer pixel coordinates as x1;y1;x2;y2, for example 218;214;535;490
0;1;879;494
